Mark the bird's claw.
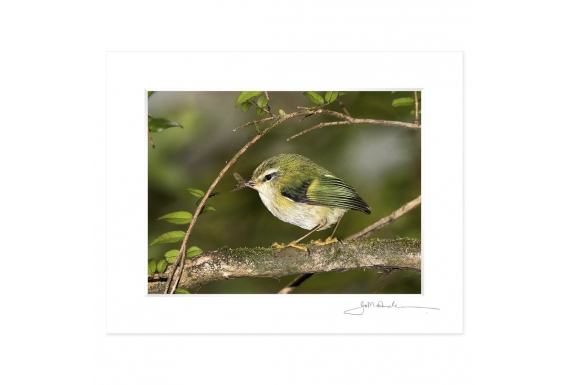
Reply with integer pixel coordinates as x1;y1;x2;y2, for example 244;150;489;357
271;242;308;252
312;237;339;246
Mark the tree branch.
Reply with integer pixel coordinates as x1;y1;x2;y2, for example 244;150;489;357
163;119;277;293
287;109;420;140
148;237;420;293
161;105;421;293
414;91;420;125
346;196;421;241
337;99;351;117
277;195;421;294
163;109;332;293
277;273;314;294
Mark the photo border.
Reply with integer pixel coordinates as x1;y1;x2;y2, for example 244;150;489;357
107;52;463;333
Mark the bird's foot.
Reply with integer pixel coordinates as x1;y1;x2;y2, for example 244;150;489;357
271;242;308;252
312;237;339;246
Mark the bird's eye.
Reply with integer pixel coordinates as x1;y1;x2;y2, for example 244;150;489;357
263;172;275;182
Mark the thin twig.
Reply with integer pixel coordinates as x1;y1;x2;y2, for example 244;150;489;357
163;106;422;293
311;109;351;121
278;273;314;294
414;91;419;126
164;128;273;293
287;115;420;141
270;108;419;135
233;116;276;131
319;108;421;128
170;266;182;292
346;196;421;241
248;99;275;118
163;111;312;293
337;99;351;117
277;196;421;294
287;121;350;141
264;91;270;101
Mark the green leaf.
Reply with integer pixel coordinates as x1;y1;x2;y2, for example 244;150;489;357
148;91;155;97
148;260;157;275
149;231;186;247
174;288;191;294
186;246;203;258
187;188;205;198
392;97;415;107
235;91;262;107
324;91;339;103
256;107;267;117
410;109;422;115
156;259;168;273
241;102;251;112
200;204;216;214
303;91;325;105
158;211;193;225
338;92;346;96
165;250;179;264
196;191;220;206
257;94;268;107
148;117;183;132
279;109;285;115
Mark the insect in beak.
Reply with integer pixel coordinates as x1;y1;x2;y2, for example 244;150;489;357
230;172;254;192
245;180;256;188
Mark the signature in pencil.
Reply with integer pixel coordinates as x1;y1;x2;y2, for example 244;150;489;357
344;301;440;315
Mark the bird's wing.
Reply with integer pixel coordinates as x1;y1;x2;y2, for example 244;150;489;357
281;174;371;214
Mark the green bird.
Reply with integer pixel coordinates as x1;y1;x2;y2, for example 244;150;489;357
245;154;371;251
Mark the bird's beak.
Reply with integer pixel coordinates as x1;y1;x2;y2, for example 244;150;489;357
245;180;257;189
230;172;256;192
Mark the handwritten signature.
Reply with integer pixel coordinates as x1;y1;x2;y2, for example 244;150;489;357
344;301;440;315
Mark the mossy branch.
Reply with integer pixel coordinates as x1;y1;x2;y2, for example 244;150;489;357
148;237;420;293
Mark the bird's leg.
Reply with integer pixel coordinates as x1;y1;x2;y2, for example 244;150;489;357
313;213;344;246
272;220;326;252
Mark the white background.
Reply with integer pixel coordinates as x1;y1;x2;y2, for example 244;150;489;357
3;1;568;384
107;52;462;333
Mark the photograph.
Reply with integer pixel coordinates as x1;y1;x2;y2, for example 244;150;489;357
13;0;565;382
147;91;421;294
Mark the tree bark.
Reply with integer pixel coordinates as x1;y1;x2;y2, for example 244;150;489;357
148;237;421;293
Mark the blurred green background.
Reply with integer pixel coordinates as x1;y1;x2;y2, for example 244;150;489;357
148;91;421;294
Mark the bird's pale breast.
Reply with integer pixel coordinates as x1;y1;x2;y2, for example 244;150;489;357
259;191;346;230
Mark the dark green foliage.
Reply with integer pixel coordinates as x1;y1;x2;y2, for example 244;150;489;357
148;259;157;275
257;94;268;107
391;97;415;107
186;246;203;258
241;102;251;112
235;91;262;107
148;91;421;294
164;250;179;264
158;211;193;225
148;117;183;132
195;191;219;206
156;259;168;273
149;231;186;247
303;91;325;105
324;91;339;103
187;188;205;198
200;204;216;214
